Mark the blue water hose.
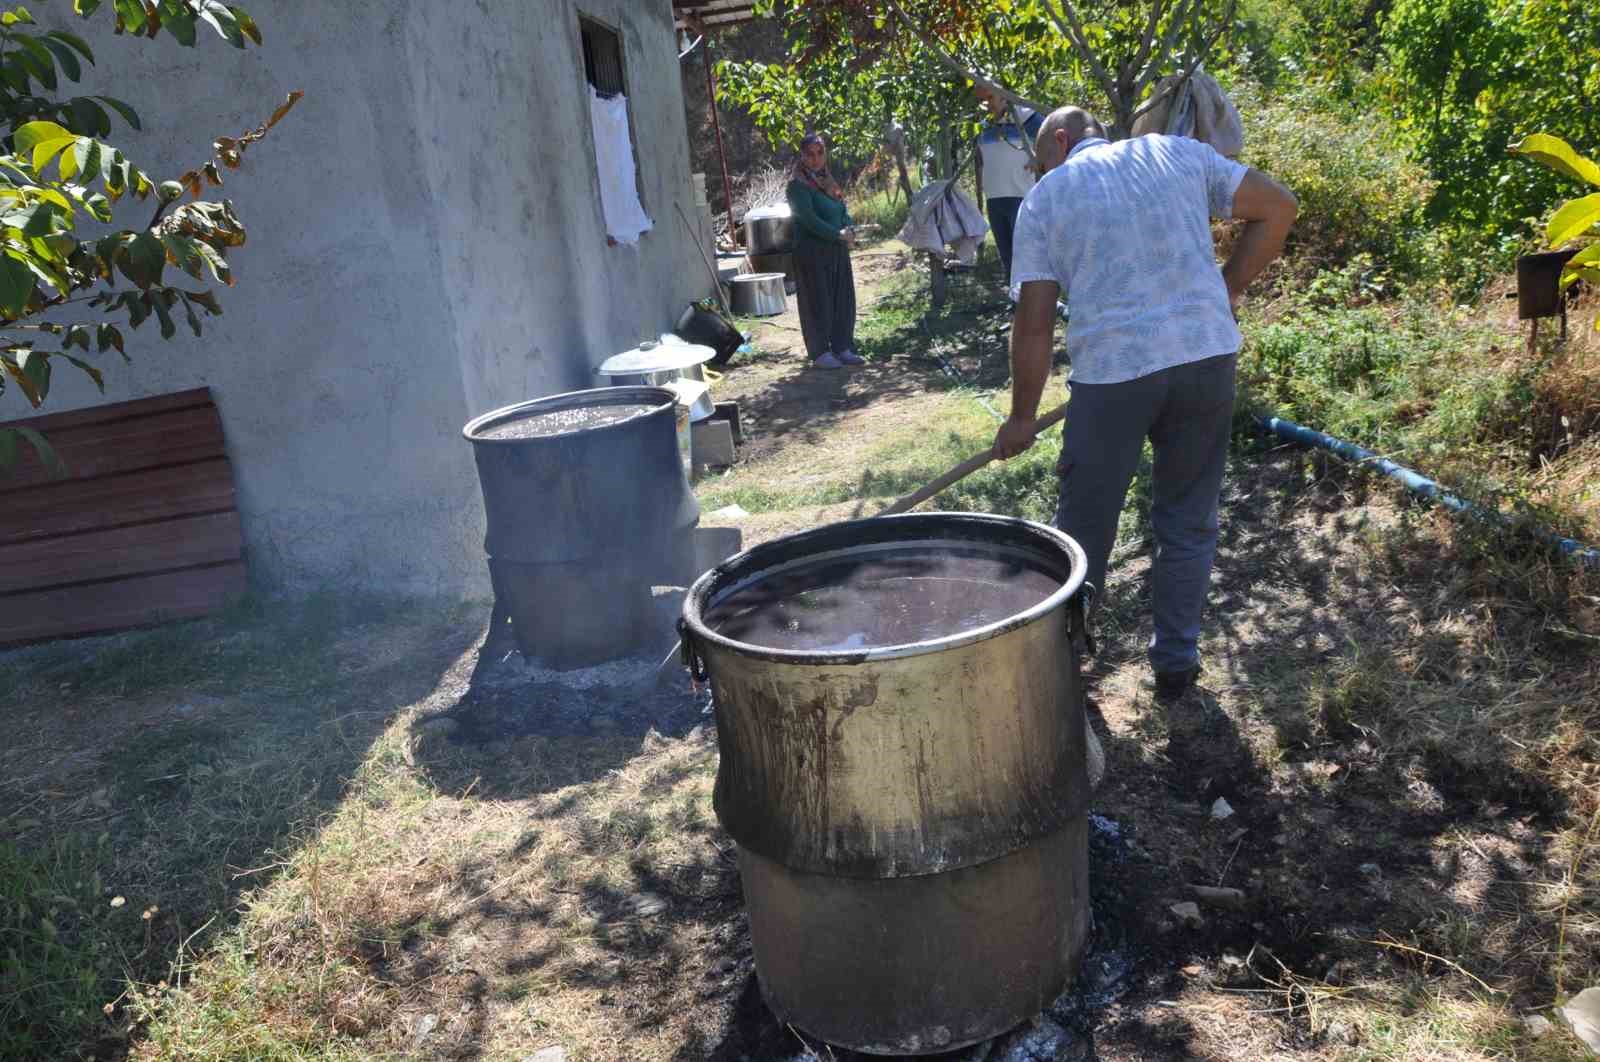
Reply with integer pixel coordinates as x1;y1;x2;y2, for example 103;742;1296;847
1256;414;1600;569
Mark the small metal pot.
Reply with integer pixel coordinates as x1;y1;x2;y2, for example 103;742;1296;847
743;203;794;256
730;272;787;316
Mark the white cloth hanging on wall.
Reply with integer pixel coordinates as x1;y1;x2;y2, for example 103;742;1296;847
589;86;653;245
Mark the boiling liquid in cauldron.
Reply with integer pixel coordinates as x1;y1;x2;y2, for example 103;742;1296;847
479;403;654;440
705;547;1062;652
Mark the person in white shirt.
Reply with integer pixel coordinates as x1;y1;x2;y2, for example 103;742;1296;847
974;83;1046;283
992;106;1297;702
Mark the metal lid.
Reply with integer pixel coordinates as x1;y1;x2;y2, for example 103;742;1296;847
596;337;716;376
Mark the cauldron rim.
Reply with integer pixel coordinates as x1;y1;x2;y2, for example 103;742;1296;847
461;385;677;444
682;511;1088;665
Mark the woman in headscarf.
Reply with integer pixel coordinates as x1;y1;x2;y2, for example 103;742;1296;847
786;132;862;370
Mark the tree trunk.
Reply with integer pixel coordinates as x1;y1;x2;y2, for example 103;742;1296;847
886;123;915;203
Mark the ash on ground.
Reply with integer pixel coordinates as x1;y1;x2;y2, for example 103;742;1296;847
448;649;711;743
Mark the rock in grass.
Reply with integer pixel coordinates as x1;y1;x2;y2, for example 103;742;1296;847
522;1048;568;1062
1168;901;1204;929
1559;988;1600;1053
1190;884;1247;910
631;891;667;917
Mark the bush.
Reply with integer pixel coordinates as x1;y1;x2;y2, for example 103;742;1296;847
847;186;911;241
1235;84;1435;281
1239;285;1531;475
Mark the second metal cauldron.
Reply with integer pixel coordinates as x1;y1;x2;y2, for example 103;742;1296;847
679;513;1092;1054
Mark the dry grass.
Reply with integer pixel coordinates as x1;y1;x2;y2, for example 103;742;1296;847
127;715;732;1060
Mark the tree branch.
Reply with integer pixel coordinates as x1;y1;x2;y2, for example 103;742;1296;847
1138;0;1198;98
1129;0;1168;83
880;0;1051;113
1040;0;1118;104
1128;0;1237;124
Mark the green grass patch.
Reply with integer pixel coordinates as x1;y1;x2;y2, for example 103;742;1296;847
0;836;121;1058
847;187;910;239
0;593;479;1059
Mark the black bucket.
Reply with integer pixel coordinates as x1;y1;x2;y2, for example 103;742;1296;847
463;386;699;668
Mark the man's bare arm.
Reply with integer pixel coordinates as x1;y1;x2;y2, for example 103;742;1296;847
992;280;1060;459
1222;170;1297;308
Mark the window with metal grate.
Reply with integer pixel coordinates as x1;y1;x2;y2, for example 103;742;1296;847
580;17;626;97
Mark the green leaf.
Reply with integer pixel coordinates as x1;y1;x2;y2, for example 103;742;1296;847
17;347;50;402
120;231;165;288
65;96;109;137
0;254;35;315
233;5;261;44
95;321;124;356
15;120;76;172
60;352;103;389
121;290;149;328
0;424;63;474
45;30;95;64
192;240;231;285
160;233;202;278
113;0;146;35
2;7;36;26
186;288;221;315
73;0;103;14
64;323;90;350
72;137;102;184
162;6;197;46
13;35;58;91
95;95;140;130
1511;133;1600;188
38;35;83;81
1546;193;1600;248
195;0;240;44
20;200;56;237
1561;243;1600;289
151;293;175;338
180;294;201;336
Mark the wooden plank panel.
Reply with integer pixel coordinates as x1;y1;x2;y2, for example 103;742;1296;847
0;406;225;490
0;459;236;546
0;561;247;647
2;387;212;434
0;511;242;595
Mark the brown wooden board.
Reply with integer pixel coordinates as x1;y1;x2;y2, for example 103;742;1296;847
1;405;226;491
0;511;243;595
1;388;246;645
0;561;247;647
0;458;236;547
1;387;212;434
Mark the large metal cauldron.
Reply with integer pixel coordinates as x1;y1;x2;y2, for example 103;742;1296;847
464;386;698;668
679;513;1091;1054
